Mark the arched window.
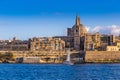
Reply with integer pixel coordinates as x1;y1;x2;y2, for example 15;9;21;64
76;29;78;32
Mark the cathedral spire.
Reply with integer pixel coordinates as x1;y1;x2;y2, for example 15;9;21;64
76;15;81;25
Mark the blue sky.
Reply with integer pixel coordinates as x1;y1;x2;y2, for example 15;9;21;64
0;0;120;40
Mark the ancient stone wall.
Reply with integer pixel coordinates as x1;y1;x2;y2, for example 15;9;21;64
0;51;67;63
85;51;120;63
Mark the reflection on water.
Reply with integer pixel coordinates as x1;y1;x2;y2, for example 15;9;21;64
0;64;120;80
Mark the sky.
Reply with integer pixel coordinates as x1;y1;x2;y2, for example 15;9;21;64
0;0;120;40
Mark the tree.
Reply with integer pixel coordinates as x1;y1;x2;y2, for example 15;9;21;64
0;53;3;61
4;52;13;60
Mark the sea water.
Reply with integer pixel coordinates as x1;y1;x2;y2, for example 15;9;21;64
0;64;120;80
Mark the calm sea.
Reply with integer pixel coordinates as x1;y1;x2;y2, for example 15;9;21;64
0;64;120;80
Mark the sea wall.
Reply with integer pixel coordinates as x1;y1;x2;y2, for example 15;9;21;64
0;51;67;63
85;51;120;63
1;51;120;63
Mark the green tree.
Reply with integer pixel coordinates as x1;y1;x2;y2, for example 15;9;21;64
4;52;13;60
0;53;3;61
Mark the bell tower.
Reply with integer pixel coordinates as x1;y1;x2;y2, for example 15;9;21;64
74;16;81;50
76;15;81;25
73;15;87;50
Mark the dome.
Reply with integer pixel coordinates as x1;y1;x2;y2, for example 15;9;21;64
73;15;87;33
79;24;87;33
72;15;87;37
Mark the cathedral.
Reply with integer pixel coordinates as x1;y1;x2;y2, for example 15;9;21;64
67;16;87;50
54;15;88;50
54;15;115;51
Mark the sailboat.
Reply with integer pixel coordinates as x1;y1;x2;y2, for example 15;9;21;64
63;48;74;65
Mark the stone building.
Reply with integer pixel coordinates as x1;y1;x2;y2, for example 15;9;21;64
100;34;115;45
55;16;102;51
99;34;116;50
0;37;29;51
53;36;74;49
85;32;101;50
68;16;87;50
55;15;117;51
29;37;65;51
0;16;117;52
115;41;120;50
55;16;87;50
106;46;119;51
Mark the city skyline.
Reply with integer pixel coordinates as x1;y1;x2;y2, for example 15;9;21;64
0;0;120;40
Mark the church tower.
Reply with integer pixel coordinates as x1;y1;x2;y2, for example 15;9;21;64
76;15;81;25
73;15;87;50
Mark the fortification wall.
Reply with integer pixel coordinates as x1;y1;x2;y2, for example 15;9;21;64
1;51;120;63
0;51;66;58
0;51;67;63
85;51;120;63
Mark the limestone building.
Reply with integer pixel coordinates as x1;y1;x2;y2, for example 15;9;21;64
115;41;120;50
55;16;101;51
55;15;117;51
0;15;117;51
85;32;101;50
0;37;29;51
67;16;87;50
54;16;87;50
29;37;65;51
106;46;119;51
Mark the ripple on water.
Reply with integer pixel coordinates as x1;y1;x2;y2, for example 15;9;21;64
0;64;119;80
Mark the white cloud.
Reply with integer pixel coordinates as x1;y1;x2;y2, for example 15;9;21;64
110;25;120;36
86;26;90;32
86;25;120;36
91;26;102;33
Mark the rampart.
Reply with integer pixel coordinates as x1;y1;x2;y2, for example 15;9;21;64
1;51;120;63
85;51;120;63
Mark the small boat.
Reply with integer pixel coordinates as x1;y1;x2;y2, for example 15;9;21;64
64;61;74;65
63;48;74;65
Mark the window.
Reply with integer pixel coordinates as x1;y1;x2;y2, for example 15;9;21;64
76;29;78;32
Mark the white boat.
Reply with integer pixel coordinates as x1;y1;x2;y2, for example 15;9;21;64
64;61;74;65
64;48;74;65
